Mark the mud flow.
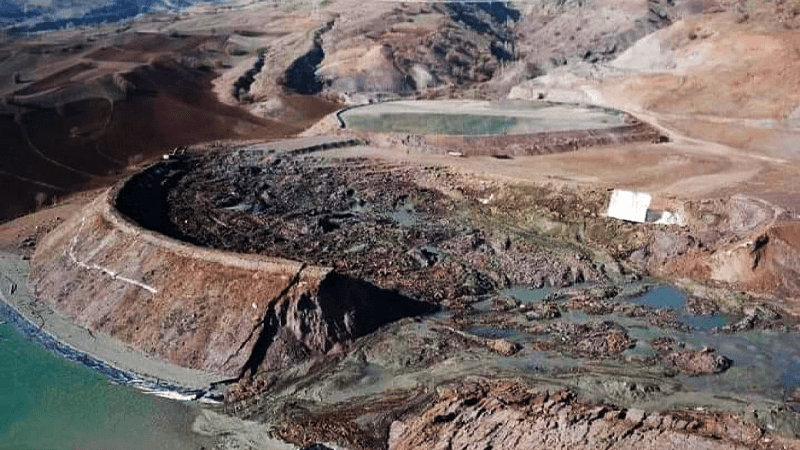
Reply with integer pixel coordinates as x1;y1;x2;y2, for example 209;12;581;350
113;147;800;441
117;150;607;304
469;284;800;402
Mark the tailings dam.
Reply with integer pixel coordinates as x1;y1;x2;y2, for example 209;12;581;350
338;100;666;156
24;106;800;449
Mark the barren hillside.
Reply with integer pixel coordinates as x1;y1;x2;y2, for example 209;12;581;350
5;0;800;449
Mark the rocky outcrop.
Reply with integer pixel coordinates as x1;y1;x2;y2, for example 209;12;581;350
232;52;266;101
662;348;733;375
508;0;680;79
533;321;636;358
314;2;520;99
236;271;438;378
650;338;733;375
281;21;335;95
389;379;766;450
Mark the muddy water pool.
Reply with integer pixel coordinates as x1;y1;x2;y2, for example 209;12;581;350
472;285;800;403
340;100;626;136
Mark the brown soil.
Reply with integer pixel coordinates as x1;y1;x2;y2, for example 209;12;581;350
0;57;306;222
0;27;338;223
0;190;95;254
9;1;800;448
601;15;800;121
15;61;98;95
388;379;782;450
84;33;218;63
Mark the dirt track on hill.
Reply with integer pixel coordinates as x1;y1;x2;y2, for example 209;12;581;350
0;27;339;223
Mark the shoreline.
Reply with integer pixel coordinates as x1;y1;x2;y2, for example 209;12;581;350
0;250;225;402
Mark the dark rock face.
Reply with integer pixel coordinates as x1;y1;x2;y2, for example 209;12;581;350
232;52;266;101
314;273;439;344
238;271;439;378
115;158;196;243
282;21;334;95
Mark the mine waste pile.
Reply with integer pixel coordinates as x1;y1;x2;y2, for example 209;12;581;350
28;141;800;450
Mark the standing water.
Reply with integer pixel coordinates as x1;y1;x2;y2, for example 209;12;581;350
0;320;213;450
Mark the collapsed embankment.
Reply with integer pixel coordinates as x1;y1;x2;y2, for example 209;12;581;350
26;137;800;450
31;138;800;385
32;190;320;377
31;146;435;380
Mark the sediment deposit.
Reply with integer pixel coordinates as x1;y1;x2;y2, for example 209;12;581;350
25;134;800;450
7;0;800;448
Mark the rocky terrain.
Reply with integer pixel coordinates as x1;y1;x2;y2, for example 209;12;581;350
389;379;784;450
24;136;800;449
4;0;800;448
0;0;744;221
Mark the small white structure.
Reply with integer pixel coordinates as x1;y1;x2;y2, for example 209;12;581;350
606;190;652;223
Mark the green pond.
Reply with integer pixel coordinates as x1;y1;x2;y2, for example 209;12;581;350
343;112;523;135
340;101;625;136
0;320;212;450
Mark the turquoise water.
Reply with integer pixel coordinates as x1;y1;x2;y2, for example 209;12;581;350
340;102;625;136
629;285;733;331
0;320;211;450
628;286;686;310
